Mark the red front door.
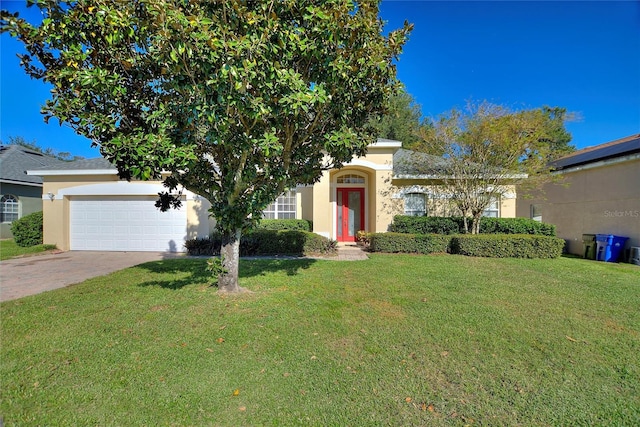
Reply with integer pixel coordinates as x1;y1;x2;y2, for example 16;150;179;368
336;188;364;242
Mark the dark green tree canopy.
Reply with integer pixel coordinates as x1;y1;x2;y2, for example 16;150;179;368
540;106;576;159
369;87;424;149
2;0;411;291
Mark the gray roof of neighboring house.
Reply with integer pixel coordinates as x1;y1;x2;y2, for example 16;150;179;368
552;134;640;170
0;145;67;185
29;156;115;171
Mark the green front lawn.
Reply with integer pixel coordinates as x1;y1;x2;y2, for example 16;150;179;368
0;239;57;261
1;255;639;426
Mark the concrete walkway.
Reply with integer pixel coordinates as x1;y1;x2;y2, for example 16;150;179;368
333;242;369;261
0;245;368;302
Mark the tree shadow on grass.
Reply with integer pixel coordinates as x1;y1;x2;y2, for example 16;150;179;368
136;256;317;290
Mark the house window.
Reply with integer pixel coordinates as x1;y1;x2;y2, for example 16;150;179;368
263;189;297;219
1;195;19;223
404;193;427;216
337;174;365;184
482;198;500;218
531;204;542;222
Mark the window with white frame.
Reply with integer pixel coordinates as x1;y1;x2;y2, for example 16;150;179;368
531;204;542;222
263;189;297;219
482;198;500;218
336;174;365;184
0;195;19;223
404;193;427;217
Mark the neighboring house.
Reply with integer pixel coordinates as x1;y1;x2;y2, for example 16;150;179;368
29;138;519;252
0;144;66;238
516;134;640;257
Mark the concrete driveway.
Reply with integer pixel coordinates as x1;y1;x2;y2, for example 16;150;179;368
0;251;181;302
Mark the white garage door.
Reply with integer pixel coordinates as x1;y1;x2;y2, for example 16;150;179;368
70;196;187;252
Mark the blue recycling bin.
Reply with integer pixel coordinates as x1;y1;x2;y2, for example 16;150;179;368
595;234;629;262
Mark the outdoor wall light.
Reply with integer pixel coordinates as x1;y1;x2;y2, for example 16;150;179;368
47;192;55;201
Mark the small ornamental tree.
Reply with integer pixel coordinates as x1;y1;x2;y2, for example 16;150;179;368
1;1;411;292
415;101;572;234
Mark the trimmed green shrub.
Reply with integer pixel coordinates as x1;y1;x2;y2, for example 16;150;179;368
390;215;460;235
478;217;556;236
369;232;450;254
184;230;336;256
244;229;336;255
390;215;556;236
450;234;565;258
256;219;312;231
184;236;221;256
10;211;43;247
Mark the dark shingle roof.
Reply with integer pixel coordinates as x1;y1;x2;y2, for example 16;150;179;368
393;148;451;177
29;157;115;171
552;134;640;170
0;145;67;185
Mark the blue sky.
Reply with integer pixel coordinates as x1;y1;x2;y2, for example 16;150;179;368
1;1;638;158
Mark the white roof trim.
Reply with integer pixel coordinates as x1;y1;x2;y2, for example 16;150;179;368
344;158;393;171
48;181;198;200
0;179;43;188
27;169;118;176
368;140;402;148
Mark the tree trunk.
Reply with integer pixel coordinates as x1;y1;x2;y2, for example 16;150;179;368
471;214;482;234
462;216;470;234
218;228;245;293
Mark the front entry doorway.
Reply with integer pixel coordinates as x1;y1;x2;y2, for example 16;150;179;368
336;188;364;242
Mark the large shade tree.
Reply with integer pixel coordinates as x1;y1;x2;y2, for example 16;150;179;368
1;0;411;292
416;101;573;234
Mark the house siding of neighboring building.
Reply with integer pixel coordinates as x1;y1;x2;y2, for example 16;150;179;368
0;145;66;238
517;134;640;258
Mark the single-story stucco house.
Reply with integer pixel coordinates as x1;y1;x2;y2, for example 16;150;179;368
29;138;519;252
516;133;640;258
0;144;67;238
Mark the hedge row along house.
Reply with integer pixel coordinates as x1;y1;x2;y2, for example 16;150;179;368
27;138;520;252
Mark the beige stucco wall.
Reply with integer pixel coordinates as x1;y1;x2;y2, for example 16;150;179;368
501;197;517;218
390;179;518;219
187;197;215;239
298;186;314;223
311;172;332;238
41;196;67;250
516;156;640;257
373;169;396;232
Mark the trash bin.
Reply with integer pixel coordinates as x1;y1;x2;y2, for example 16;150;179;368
595;234;629;262
582;234;596;260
